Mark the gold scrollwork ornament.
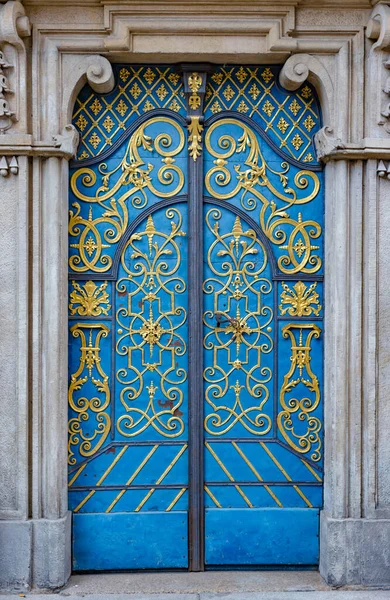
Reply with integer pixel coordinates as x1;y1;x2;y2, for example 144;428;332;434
204;118;321;274
277;324;322;462
68;324;111;465
203;209;273;436
69;117;185;273
115;209;187;438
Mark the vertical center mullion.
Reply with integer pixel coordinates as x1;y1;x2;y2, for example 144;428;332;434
188;153;204;572
182;65;212;572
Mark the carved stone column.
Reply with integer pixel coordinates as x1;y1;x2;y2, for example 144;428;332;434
0;0;32;590
281;26;390;585
0;0;115;583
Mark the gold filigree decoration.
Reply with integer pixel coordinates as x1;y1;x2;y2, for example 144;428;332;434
188;72;202;110
188;116;203;162
203;209;273;436
278;324;322;461
69;280;111;316
116;209;187;438
68;324;111;465
204;118;321;274
69;117;185;273
279;281;321;317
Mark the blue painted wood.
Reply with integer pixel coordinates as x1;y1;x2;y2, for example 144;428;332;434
73;512;188;570
68;65;324;571
205;508;319;565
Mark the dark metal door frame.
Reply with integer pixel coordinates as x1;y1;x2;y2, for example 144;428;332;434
181;64;214;572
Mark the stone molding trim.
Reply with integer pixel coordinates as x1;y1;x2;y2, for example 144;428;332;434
102;3;297;54
1;0;389;589
0;1;30;134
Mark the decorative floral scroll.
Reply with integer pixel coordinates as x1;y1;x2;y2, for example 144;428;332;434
278;324;322;462
68;324;110;465
205;118;321;274
115;208;187;438
69;117;185;273
203;209;273;436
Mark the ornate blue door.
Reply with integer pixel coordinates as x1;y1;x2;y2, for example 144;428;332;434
68;65;324;571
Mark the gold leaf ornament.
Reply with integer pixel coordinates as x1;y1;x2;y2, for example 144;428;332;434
279;281;321;317
188;116;203;162
69;280;111;316
188;72;202;111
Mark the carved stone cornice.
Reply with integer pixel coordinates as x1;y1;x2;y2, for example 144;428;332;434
102;3;297;53
0;125;80;160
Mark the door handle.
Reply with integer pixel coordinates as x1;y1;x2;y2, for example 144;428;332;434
215;312;236;328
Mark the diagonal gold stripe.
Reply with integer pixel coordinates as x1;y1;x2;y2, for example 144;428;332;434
73;490;94;513
135;444;188;512
97;446;129;486
166;487;186;512
205;442;253;508
232;442;282;508
301;459;322;482
260;442;312;508
205;442;234;481
293;485;313;508
68;463;86;487
260;442;291;480
204;485;222;508
106;444;159;513
72;446;129;511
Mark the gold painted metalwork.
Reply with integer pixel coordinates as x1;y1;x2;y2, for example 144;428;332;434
277;324;322;462
205;118;321;274
188;116;203;162
260;442;313;507
73;67;186;159
204;441;318;509
203;210;273;436
68;324;110;465
279;281;321;317
205;442;253;507
116;209;187;438
134;444;188;512
69;117;185;273
204;66;319;164
69;280;111;316
188;72;202;110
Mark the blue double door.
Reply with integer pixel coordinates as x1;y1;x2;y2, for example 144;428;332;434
68;65;324;571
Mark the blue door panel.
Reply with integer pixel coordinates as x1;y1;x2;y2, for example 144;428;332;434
73;512;188;571
205;508;319;566
69;64;324;570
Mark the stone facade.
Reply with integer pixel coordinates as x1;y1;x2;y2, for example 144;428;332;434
1;0;390;590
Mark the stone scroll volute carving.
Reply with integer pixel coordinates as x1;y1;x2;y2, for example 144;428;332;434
0;1;30;134
280;54;340;163
61;55;115;129
367;4;390;134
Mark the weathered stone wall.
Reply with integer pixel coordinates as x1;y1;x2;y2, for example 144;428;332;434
1;0;390;589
